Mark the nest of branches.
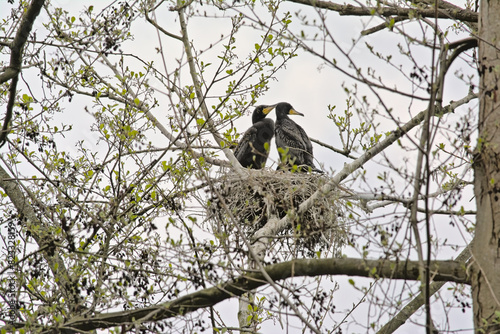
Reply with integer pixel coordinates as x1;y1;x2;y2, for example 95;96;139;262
208;169;347;257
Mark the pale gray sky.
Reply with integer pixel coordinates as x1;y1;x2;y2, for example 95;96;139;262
0;1;477;332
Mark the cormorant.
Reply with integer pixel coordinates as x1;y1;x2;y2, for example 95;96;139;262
275;102;323;173
234;104;276;169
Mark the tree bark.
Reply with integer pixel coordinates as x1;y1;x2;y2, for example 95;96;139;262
473;1;500;332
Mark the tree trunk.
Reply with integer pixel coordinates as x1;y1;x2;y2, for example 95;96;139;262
473;1;500;332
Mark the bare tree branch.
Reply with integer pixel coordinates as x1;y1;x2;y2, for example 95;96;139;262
0;0;45;146
144;11;182;41
378;244;472;334
20;257;470;334
285;0;478;22
310;137;358;159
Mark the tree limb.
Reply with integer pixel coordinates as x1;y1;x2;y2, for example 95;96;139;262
285;0;478;22
144;11;182;41
0;0;45;146
310;137;358;159
26;257;469;333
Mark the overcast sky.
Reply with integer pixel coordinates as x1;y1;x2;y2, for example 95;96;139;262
0;1;477;332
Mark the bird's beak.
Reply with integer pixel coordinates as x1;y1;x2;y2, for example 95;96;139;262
263;104;277;115
289;108;304;116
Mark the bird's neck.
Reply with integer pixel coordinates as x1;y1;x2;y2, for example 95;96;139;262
253;112;268;123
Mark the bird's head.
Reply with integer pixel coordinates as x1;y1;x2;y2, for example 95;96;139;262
275;102;304;119
252;104;277;123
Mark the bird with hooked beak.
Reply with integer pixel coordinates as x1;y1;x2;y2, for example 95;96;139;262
274;102;323;173
234;104;277;169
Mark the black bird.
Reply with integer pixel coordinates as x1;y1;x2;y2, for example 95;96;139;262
234;104;276;169
275;102;323;173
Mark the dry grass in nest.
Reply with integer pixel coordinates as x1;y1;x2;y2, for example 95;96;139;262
208;169;347;257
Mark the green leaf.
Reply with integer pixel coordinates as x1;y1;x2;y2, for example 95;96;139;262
134;98;140;106
388;17;395;29
22;94;33;102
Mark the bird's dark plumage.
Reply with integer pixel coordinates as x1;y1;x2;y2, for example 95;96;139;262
234;105;276;169
275;102;323;173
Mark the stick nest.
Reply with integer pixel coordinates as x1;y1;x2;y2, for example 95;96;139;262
208;169;347;257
